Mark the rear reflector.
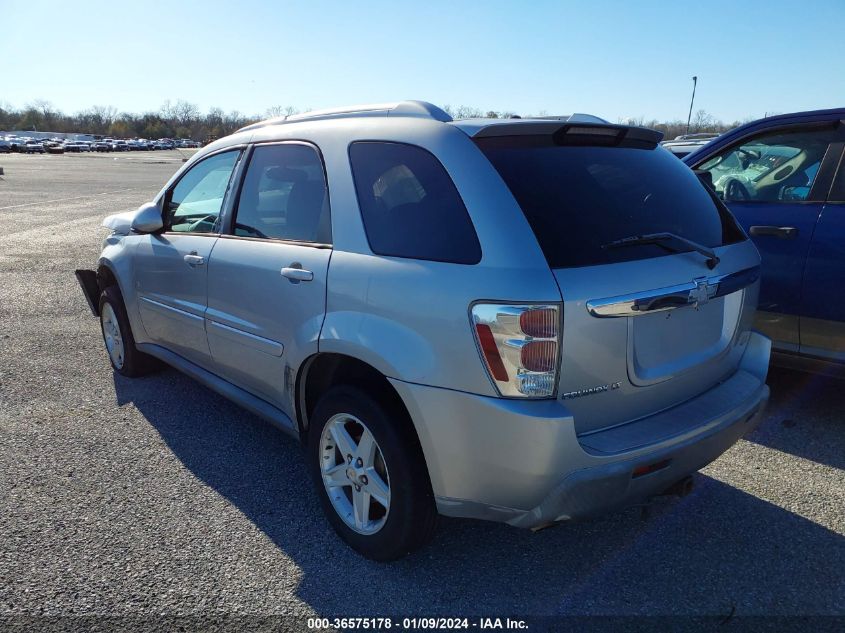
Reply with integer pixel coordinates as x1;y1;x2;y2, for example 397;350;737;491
632;459;671;478
474;323;509;382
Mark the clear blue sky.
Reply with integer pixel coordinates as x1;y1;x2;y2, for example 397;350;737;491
2;0;843;122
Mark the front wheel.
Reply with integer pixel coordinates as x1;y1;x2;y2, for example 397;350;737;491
98;286;159;377
307;386;437;561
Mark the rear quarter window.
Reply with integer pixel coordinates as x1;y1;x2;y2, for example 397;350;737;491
477;137;744;269
349;142;482;264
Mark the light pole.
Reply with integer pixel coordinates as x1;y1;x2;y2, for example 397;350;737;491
685;76;698;136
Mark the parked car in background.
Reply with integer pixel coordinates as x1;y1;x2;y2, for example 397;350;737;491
92;141;111;152
77;101;770;560
111;140;129;151
45;142;65;154
8;137;26;152
685;108;845;374
0;139;11;153
64;141;91;153
22;140;46;154
662;133;720;158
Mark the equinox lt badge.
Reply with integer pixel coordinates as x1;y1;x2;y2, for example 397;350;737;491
561;381;622;399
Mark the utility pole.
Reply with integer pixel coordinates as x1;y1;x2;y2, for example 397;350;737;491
685;76;698;135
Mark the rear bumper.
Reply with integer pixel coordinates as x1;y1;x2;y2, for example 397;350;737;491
506;381;767;528
390;331;770;528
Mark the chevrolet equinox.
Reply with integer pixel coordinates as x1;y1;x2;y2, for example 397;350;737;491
76;101;771;560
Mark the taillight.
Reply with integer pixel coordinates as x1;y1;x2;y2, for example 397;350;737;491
470;304;561;397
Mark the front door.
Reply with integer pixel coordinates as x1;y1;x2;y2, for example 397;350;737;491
694;127;841;350
801;144;845;360
206;142;332;415
134;149;241;366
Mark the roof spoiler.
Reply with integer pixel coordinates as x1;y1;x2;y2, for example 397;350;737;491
474;121;664;147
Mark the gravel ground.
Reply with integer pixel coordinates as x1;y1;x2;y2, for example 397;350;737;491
0;152;843;627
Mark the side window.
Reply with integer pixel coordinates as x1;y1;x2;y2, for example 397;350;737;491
697;129;833;203
349;142;481;264
166;150;239;233
233;143;331;243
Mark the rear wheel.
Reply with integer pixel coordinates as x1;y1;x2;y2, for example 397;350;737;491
307;386;437;561
98;285;159;377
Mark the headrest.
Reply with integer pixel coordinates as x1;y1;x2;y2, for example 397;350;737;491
264;166;307;183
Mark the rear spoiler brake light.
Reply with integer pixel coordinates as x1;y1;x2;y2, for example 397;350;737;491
553;124;663;148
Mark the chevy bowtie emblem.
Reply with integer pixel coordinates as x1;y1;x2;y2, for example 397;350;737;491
690;278;714;307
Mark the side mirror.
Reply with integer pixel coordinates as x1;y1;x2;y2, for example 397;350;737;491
130;201;164;234
780;186;810;202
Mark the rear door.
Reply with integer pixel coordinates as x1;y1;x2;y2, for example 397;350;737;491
478;130;760;435
205;142;332;415
800;144;845;360
134;149;241;367
692;126;843;350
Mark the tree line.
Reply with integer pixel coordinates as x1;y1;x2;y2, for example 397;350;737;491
0;100;263;141
0;99;746;141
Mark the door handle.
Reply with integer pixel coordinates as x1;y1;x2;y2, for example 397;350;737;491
281;265;313;283
183;252;205;266
749;225;798;239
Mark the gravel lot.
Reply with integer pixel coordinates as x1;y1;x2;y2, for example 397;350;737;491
0;152;843;627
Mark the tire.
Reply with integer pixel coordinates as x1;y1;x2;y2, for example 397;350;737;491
307;385;437;561
98;285;160;377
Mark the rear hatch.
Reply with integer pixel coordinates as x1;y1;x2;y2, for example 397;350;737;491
476;124;760;435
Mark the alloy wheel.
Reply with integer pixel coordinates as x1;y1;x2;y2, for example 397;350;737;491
319;413;391;535
100;303;125;369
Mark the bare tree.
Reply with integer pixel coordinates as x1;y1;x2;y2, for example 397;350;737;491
453;106;483;119
265;105;299;118
691;109;715;132
92;105;117;125
174;100;200;127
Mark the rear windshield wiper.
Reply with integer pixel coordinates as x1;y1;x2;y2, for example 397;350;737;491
601;232;720;269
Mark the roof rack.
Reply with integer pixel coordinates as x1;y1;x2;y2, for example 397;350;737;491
238;100;453;133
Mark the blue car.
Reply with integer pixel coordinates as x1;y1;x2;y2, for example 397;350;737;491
684;108;845;374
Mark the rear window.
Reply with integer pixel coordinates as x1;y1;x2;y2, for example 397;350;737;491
477;137;744;268
349;142;482;264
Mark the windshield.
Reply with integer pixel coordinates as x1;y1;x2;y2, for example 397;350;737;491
477;137;745;268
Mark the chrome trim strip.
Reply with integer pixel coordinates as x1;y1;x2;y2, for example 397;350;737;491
206;319;285;357
586;266;760;318
139;296;205;322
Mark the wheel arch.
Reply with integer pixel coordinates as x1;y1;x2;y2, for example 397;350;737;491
297;352;437;521
95;255;135;300
296;353;410;437
96;261;119;293
96;254;148;344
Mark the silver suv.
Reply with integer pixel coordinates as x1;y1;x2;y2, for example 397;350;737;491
76;101;771;560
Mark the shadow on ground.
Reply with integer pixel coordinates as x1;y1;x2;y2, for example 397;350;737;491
113;368;844;616
746;367;845;470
